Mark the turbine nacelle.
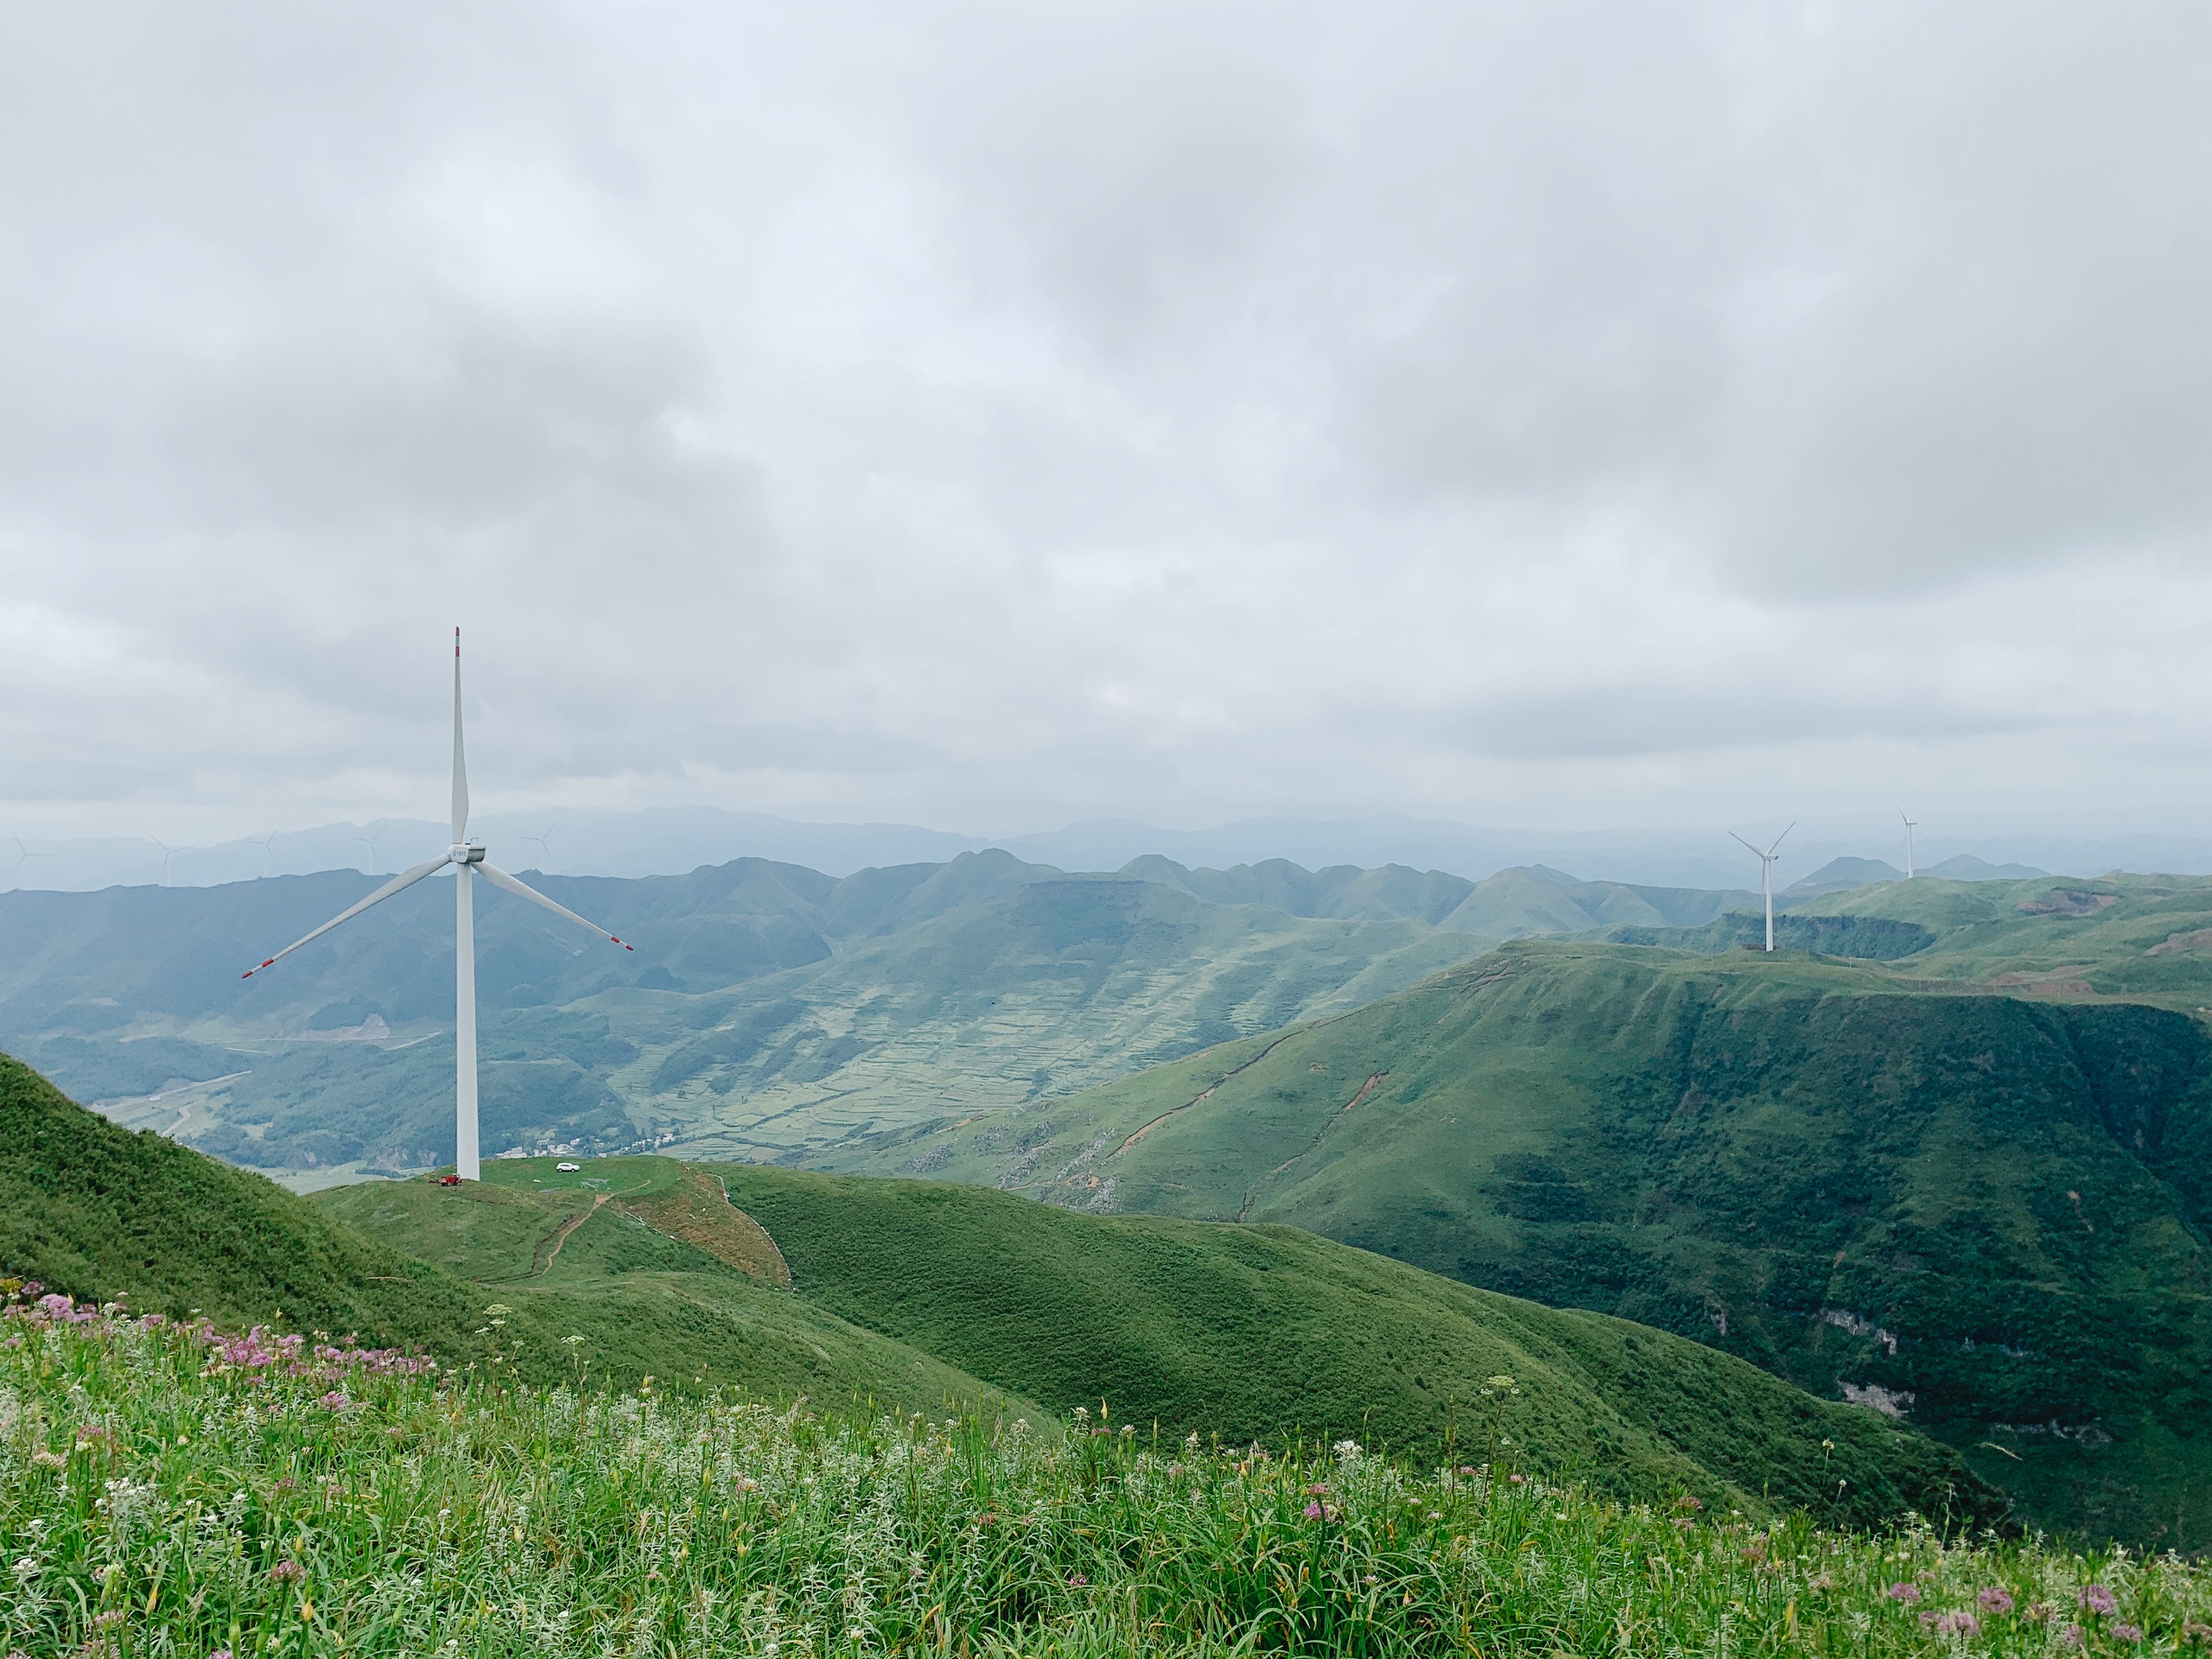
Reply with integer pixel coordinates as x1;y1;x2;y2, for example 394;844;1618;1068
448;842;487;866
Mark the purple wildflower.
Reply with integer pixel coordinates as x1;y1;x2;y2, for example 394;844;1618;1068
270;1560;305;1585
1933;1611;1980;1637
1886;1582;1922;1604
1068;1573;1087;1587
2079;1585;2117;1616
1306;1483;1331;1496
1979;1588;2016;1615
318;1391;350;1411
207;1650;234;1659
1304;1501;1325;1519
2060;1624;2086;1649
2112;1625;2144;1644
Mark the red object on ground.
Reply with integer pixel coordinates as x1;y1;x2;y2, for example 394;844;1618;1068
437;1174;461;1186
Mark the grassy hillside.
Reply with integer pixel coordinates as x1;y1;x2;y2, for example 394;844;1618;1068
324;1155;1993;1525
0;1052;1018;1416
705;1164;1998;1528
836;942;2212;1547
14;1312;2196;1659
1796;871;2212;1010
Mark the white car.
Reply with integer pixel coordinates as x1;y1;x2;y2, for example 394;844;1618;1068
556;1161;581;1173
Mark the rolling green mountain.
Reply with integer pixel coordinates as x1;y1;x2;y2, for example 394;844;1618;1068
315;1151;1995;1525
832;939;2212;1547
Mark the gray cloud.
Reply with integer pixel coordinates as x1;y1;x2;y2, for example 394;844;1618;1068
1;0;2209;843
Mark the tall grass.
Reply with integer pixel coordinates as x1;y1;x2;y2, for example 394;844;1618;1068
3;1290;2206;1657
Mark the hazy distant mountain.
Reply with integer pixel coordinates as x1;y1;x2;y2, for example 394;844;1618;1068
0;804;2145;896
1781;856;1907;899
1922;853;2048;880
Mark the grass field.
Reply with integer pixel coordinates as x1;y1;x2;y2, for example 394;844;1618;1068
832;940;2212;1548
6;1296;2206;1658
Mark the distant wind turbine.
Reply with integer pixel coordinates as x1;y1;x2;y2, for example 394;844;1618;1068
522;826;557;874
1899;809;1918;880
242;631;635;1181
1729;823;1795;952
149;837;175;887
253;833;279;879
4;834;48;889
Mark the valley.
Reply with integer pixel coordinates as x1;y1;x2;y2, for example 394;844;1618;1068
0;849;1773;1176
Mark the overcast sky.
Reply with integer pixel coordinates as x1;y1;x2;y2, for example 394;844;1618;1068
3;1;2209;846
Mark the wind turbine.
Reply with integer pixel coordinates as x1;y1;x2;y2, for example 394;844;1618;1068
149;837;175;887
521;825;556;874
253;833;279;879
1730;823;1795;952
4;834;48;890
1899;808;1917;880
241;630;635;1181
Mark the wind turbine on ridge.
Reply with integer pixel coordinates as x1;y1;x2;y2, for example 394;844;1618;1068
1899;808;1917;879
242;631;635;1181
1729;823;1794;952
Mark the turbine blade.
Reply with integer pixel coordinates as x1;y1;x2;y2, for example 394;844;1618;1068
1728;832;1764;858
240;856;448;978
451;627;469;841
1767;822;1796;856
479;861;635;951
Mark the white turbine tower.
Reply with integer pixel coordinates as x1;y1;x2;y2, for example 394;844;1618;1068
1730;823;1795;952
242;631;635;1181
1899;808;1918;879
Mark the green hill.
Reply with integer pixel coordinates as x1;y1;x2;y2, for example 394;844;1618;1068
316;1152;1997;1526
0;1051;1017;1416
835;940;2212;1547
1796;871;2212;1009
